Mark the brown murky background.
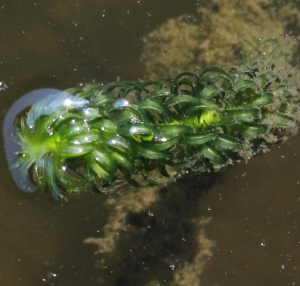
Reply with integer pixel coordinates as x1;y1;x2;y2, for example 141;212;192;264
0;0;300;285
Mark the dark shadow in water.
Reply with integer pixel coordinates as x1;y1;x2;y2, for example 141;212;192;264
94;172;222;286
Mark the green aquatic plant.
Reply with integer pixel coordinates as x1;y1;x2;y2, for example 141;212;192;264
3;61;300;198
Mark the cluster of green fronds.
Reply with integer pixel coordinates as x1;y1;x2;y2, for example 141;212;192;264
15;62;300;197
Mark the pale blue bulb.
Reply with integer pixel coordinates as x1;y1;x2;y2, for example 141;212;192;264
3;88;89;195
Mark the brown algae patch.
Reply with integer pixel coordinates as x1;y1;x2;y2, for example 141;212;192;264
141;0;300;79
84;173;217;285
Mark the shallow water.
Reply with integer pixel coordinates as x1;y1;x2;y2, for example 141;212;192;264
0;0;300;285
200;134;300;285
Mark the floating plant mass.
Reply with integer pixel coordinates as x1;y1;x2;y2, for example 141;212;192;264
3;62;300;199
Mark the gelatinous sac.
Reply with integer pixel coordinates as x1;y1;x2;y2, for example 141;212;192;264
4;64;300;197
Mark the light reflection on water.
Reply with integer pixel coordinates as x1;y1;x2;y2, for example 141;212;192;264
0;0;300;285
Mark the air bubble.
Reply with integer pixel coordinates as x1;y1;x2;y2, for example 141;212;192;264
129;126;138;134
114;98;129;109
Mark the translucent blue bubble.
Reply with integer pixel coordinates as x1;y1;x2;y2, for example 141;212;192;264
3;88;89;195
26;90;89;128
114;98;129;109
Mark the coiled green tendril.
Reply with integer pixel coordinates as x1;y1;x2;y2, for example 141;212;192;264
10;63;300;198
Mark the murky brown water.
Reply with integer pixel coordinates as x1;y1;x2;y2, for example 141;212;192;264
200;133;300;285
0;0;300;285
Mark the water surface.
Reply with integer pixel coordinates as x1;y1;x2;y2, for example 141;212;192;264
0;0;300;285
